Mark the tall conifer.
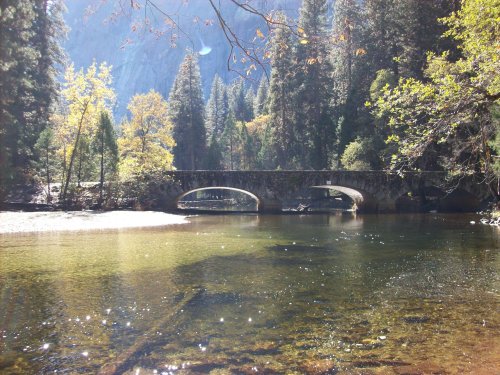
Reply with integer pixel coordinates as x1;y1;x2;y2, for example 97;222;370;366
205;74;228;139
331;0;364;165
0;0;64;196
169;53;206;170
254;77;269;117
295;0;334;169
268;14;297;168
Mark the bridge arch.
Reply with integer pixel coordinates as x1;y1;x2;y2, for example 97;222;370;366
310;185;378;212
175;187;261;212
312;185;363;205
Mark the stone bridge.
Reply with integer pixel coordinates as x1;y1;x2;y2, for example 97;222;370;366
152;170;489;213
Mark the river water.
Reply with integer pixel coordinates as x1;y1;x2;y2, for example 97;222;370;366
0;213;499;374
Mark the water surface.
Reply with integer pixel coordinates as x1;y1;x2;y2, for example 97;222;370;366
0;214;499;374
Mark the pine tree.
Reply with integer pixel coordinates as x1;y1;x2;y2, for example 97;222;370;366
94;111;118;205
228;79;253;123
205;74;228;139
0;0;64;198
254;77;269;117
362;0;457;79
169;53;207;170
392;0;459;79
239;124;255;170
244;88;255;122
257;119;276;170
220;112;241;170
362;0;399;76
268;14;298;168
34;127;56;202
331;0;363;106
331;0;365;165
295;0;335;169
205;135;223;170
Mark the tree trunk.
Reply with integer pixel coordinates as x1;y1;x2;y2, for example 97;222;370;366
62;102;89;203
188;60;195;170
99;127;105;206
77;143;83;187
46;147;51;203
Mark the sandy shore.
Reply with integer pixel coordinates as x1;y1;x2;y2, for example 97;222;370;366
0;210;189;234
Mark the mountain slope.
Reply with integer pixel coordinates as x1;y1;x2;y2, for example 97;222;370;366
63;0;300;118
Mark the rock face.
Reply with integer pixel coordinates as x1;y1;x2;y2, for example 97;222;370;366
63;0;300;119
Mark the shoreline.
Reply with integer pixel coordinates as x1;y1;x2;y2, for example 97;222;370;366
0;210;189;234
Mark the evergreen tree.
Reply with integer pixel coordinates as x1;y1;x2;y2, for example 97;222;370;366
362;0;457;79
392;0;459;79
244;88;255;122
239;124;255;170
205;135;223;170
254;77;269;117
295;0;335;169
94;111;118;204
34;127;56;202
0;0;64;198
169;53;206;170
205;74;228;139
268;14;298;168
228;79;253;122
330;0;366;166
220;112;241;170
331;0;363;106
257;119;276;170
362;0;399;76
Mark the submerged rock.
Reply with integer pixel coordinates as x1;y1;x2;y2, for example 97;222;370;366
393;362;445;375
402;316;431;324
298;359;338;374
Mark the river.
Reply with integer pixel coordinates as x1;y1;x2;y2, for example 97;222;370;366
0;213;499;374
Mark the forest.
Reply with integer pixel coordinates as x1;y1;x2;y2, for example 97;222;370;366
0;0;499;205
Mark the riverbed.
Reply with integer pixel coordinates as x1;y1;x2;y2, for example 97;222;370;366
0;213;499;374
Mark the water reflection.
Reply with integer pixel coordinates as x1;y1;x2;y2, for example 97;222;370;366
0;214;498;373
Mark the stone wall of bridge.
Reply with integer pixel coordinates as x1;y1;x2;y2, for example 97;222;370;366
151;171;490;213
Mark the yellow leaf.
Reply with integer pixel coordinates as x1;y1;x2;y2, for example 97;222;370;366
299;39;309;44
298;27;305;34
256;29;264;38
355;48;367;56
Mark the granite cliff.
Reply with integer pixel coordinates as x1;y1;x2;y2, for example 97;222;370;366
63;0;301;118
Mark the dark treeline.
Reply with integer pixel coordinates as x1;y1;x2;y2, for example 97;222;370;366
0;0;65;200
1;0;499;203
